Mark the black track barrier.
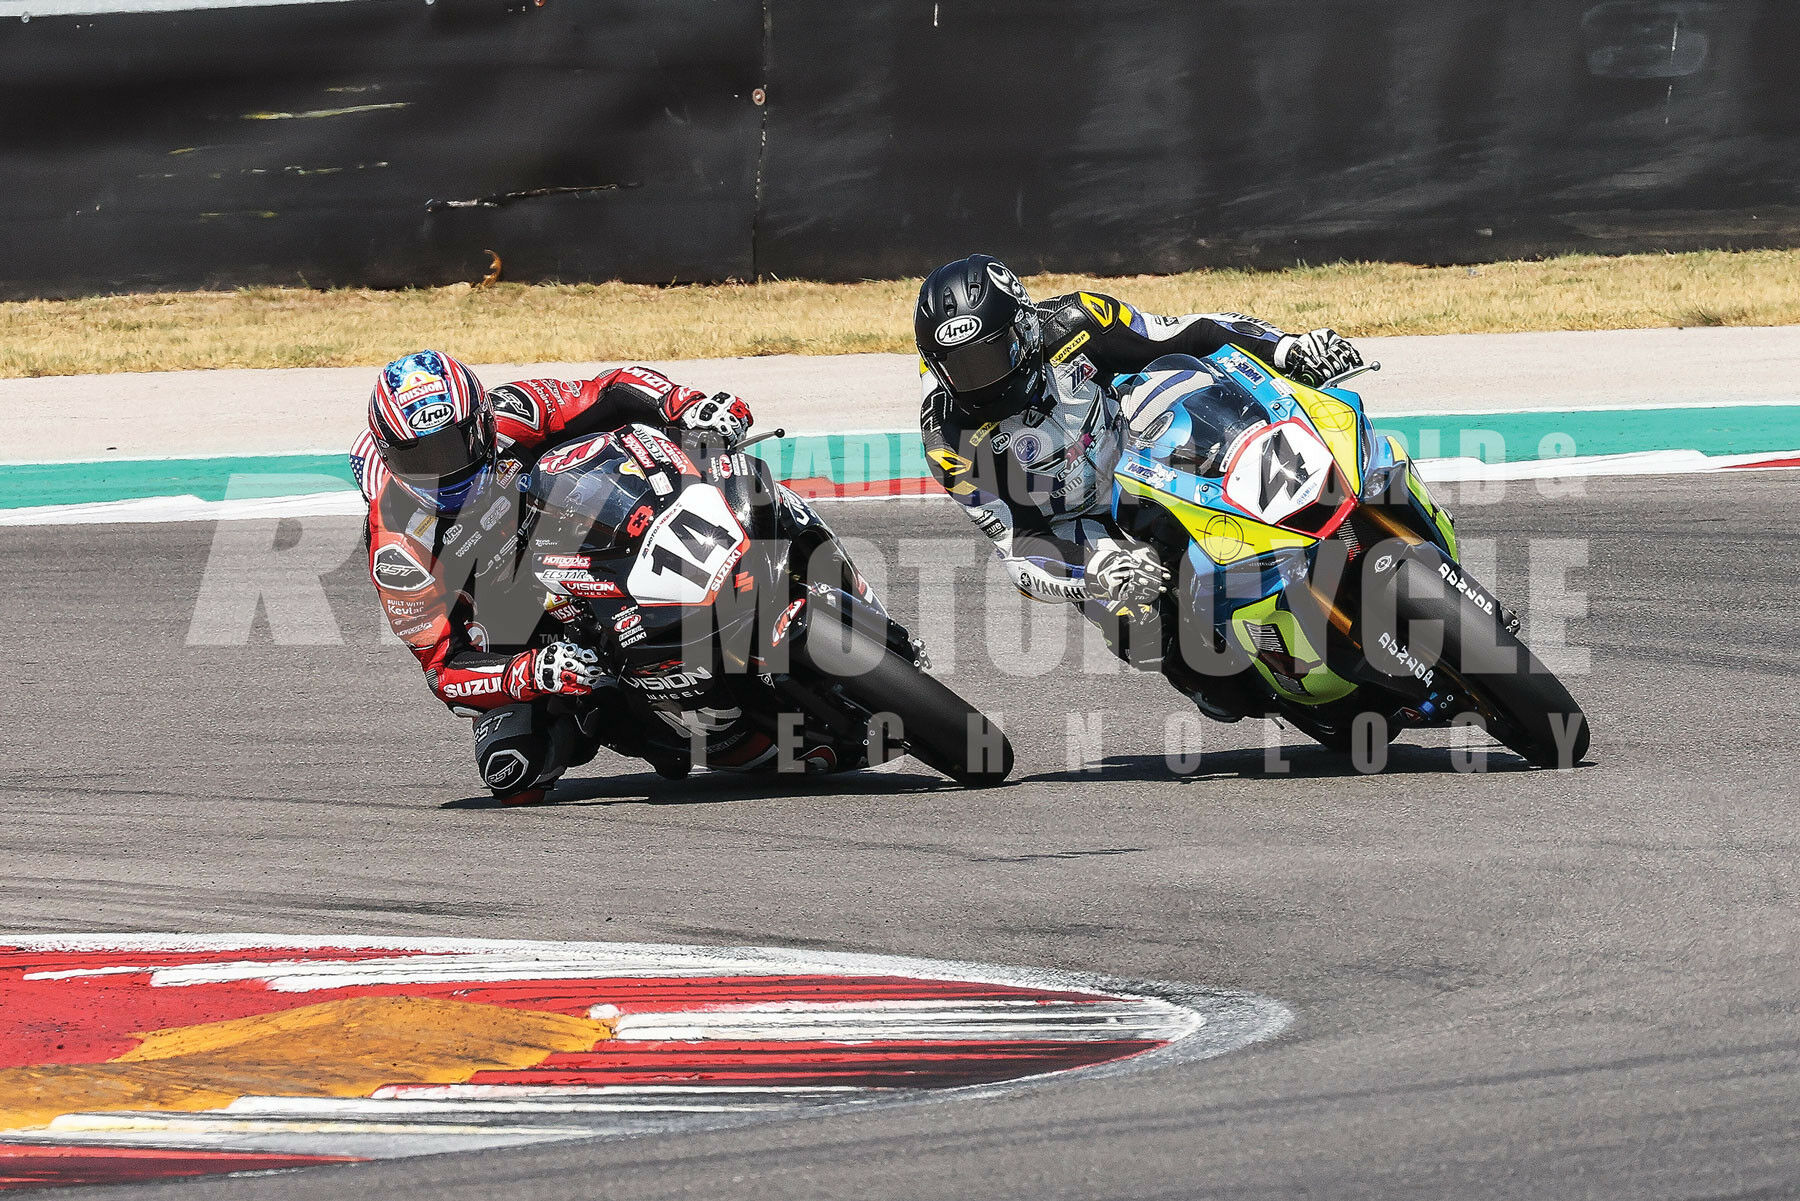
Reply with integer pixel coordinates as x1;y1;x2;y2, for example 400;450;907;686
3;0;1796;296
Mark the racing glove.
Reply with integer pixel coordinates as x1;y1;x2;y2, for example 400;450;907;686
1084;540;1170;605
1274;328;1363;387
506;641;603;702
664;389;753;445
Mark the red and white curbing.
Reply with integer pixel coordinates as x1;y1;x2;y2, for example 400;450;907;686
0;936;1291;1191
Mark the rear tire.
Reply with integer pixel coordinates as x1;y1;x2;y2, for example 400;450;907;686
1389;552;1590;768
794;619;1014;787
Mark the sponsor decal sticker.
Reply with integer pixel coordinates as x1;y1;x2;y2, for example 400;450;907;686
778;487;814;528
625;505;657;537
539;435;612;476
407;400;455;432
1049;329;1091;365
631;665;714;695
488;386;543;432
1120;457;1177;490
1227;353;1270;388
396;378;448;407
770;597;806;648
562;579;625;600
613;611;648;647
935;315;982;347
478;497;511;532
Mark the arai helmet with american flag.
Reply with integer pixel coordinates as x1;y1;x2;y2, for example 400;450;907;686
368;350;494;510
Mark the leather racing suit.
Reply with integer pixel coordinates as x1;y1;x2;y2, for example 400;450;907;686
352;365;727;794
919;292;1298;706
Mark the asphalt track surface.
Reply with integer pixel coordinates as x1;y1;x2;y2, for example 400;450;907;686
4;471;1797;1200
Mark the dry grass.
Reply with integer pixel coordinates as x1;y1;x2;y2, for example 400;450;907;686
5;249;1800;378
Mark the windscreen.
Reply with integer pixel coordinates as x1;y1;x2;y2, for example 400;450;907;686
1166;378;1274;479
526;445;655;553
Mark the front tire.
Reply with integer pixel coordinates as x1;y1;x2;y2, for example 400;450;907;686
1387;552;1590;768
794;619;1014;787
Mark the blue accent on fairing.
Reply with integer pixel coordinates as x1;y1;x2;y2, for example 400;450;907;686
1186;548;1310;627
1114;344;1383;636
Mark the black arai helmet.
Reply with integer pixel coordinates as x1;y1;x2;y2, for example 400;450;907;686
915;255;1044;422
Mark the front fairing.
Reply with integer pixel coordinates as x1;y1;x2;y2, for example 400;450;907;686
1110;349;1372;560
1111;350;1376;705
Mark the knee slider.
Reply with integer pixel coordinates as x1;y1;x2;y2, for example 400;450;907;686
473;704;556;796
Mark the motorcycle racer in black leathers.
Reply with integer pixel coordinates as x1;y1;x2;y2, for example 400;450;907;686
916;253;1364;719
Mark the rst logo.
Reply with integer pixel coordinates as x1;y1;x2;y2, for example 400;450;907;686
372;544;432;592
487;385;543;431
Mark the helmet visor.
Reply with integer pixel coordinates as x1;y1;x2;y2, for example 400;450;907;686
934;326;1028;393
384;413;488;487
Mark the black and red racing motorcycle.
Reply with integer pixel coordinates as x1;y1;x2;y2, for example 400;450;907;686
511;424;1013;787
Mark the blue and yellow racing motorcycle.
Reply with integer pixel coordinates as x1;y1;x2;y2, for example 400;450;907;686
1111;350;1589;768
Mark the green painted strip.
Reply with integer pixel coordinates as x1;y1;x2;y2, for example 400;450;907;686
4;406;1797;510
742;432;928;487
2;454;355;509
1373;405;1800;464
